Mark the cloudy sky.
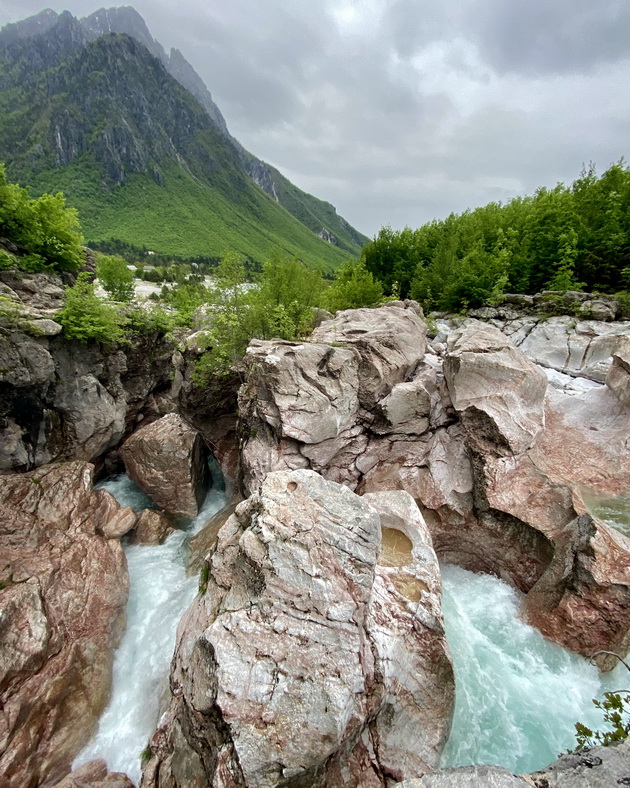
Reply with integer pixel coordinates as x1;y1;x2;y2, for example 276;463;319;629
1;0;629;237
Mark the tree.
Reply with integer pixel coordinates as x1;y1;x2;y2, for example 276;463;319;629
0;164;84;272
323;258;383;312
56;273;127;343
96;253;135;301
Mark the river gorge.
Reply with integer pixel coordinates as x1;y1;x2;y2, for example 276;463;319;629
2;272;630;787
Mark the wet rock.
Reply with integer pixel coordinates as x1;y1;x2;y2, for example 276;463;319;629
129;509;175;545
312;303;427;408
121;413;209;519
142;470;453;787
523;513;630;671
607;336;630;407
54;759;134;787
97;490;138;539
443;321;547;456
0;462;129;788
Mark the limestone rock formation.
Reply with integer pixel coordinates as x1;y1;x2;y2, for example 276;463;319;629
142;470;453;787
400;738;630;787
129;508;175;545
443;321;547;456
311;302;427;408
435;314;630;385
606;336;630;406
441;324;630;667
0;462;129;788
0;317;179;473
239;305;630;666
239;303;434;495
121;413;209;518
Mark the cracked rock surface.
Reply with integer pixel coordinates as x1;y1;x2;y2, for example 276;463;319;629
0;462;130;788
141;469;453;788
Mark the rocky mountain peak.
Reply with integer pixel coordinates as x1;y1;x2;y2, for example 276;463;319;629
0;8;59;46
81;6;168;63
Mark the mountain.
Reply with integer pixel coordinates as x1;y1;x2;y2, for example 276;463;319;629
0;8;368;267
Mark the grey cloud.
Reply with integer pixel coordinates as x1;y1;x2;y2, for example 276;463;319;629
0;0;628;237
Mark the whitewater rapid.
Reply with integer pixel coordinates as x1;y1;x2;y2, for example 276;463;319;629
440;564;626;773
75;466;628;783
74;465;229;785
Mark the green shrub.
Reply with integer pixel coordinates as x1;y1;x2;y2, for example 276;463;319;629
95;253;135;301
322;258;383;312
0;164;84;272
56;273;127;343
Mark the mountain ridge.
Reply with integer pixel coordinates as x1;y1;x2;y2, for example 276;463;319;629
0;7;367;265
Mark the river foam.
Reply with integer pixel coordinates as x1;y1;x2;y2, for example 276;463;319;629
440;564;626;773
74;466;228;785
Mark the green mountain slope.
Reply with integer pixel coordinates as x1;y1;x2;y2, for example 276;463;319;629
0;13;362;268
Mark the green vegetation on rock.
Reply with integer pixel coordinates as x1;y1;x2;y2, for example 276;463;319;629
0;163;83;272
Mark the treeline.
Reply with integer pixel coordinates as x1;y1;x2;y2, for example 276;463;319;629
89;238;260;275
362;162;630;310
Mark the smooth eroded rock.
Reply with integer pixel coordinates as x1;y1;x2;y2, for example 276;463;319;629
120;413;209;518
312;303;427;408
142;470;453;787
0;462;129;788
443;321;547;456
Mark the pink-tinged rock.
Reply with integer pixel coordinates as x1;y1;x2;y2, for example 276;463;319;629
362;490;454;779
0;462;129;788
95;489;138;539
522;514;630;671
120;413;209;518
129;509;175;545
606;336;630;407
532;386;630;497
54;759;134;787
312;303;427;408
240;339;360;443
443;321;547;455
142;470;453;787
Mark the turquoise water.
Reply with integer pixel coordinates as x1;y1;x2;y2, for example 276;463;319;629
440;565;626;773
581;489;630;538
74;463;228;785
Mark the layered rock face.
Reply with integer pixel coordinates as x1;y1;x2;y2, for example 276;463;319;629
0;330;179;474
120;413;209;518
0;462;130;788
142;469;454;787
238;307;630;668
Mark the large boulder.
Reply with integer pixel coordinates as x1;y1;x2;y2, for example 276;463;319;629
120;413;209;518
311;302;427;408
142;470;453;787
443;321;547;456
0;462;129;788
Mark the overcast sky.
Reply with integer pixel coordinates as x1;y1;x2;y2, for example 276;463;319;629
1;0;630;237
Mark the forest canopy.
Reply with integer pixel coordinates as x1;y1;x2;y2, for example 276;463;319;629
361;162;630;310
